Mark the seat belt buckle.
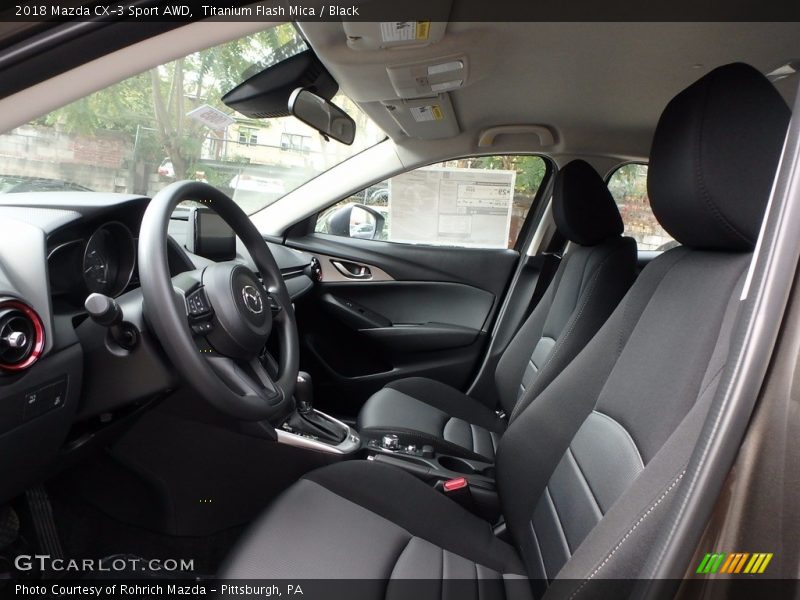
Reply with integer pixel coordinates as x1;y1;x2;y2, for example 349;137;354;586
440;477;477;512
443;476;468;492
495;409;507;420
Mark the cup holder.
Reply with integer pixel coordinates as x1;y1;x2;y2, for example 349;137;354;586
437;455;480;475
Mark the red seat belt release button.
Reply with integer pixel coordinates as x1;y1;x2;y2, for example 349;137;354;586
443;477;468;492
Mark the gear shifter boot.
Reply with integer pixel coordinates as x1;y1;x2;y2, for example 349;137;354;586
285;410;347;443
285;372;347;443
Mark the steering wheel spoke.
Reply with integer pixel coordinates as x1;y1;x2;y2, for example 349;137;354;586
205;355;282;405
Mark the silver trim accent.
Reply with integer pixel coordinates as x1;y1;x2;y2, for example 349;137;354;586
46;238;83;260
4;331;27;348
276;409;360;455
241;284;264;314
311;252;394;283
331;259;371;280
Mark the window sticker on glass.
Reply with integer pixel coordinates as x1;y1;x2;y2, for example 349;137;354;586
388;167;516;247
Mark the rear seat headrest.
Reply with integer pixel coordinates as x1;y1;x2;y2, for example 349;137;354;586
648;62;791;251
552;159;624;246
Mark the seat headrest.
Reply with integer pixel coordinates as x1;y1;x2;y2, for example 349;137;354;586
552;159;624;246
648;63;791;251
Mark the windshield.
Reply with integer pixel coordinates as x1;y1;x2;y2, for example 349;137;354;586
0;24;385;213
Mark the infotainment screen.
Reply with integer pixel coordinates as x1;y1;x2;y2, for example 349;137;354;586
185;207;237;262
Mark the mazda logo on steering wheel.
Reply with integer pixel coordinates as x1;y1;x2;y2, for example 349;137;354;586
241;285;264;314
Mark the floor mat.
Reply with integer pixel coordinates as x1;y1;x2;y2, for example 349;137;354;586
46;486;243;578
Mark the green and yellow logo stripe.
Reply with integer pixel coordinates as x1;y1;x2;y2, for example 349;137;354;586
696;552;773;574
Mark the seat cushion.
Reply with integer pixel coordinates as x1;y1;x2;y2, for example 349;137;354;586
221;461;531;598
358;377;506;461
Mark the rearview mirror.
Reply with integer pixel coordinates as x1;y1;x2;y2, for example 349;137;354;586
288;88;356;145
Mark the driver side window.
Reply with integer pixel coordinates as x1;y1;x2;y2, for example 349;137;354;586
315;155;548;249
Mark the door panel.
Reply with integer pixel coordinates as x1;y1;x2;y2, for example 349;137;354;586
289;234;519;294
287;234;519;415
326;281;495;329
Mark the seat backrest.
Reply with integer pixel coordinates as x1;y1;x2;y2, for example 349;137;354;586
494;160;637;419
495;63;791;596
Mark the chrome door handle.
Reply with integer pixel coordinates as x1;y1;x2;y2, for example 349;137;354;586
331;260;372;280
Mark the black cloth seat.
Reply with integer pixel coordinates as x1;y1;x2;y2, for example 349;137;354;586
358;160;637;460
222;461;530;593
221;64;791;597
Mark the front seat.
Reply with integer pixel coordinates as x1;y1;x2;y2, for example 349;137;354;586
358;159;637;461
221;64;790;597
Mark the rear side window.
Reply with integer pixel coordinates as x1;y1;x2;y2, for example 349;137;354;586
315;155;548;249
607;164;675;251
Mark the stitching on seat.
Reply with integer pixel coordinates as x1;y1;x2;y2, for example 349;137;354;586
566;470;686;600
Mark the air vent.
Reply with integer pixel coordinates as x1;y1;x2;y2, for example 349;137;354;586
310;257;322;282
0;299;44;373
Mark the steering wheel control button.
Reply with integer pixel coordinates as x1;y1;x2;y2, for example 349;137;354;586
191;322;214;335
381;434;400;450
187;288;212;317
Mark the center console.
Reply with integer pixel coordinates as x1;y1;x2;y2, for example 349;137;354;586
361;432;500;521
274;374;499;522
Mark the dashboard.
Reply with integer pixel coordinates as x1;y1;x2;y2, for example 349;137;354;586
45;205;202;310
0;192;314;503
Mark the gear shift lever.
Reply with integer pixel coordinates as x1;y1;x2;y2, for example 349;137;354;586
296;372;314;414
284;372;347;444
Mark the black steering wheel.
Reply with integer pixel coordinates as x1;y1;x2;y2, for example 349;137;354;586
138;181;299;421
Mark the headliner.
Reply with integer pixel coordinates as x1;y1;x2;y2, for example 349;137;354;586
300;22;800;161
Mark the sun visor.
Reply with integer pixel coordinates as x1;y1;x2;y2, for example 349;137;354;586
221;50;338;119
382;94;460;139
